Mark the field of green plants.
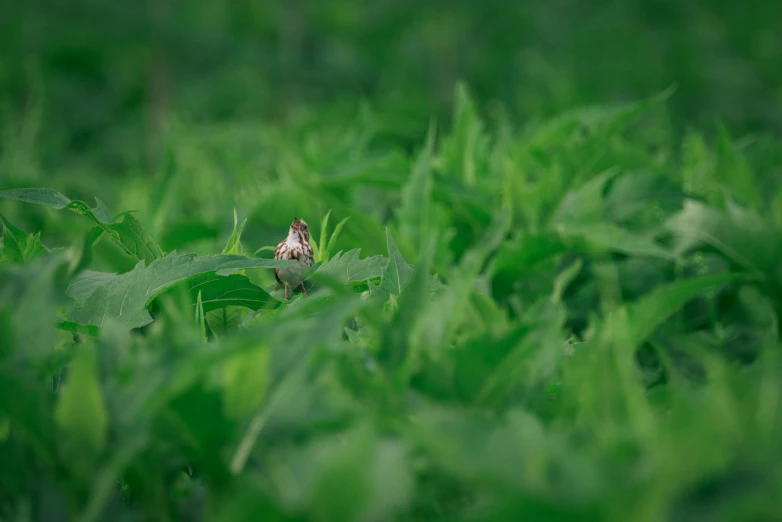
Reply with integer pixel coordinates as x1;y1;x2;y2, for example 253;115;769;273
2;2;782;521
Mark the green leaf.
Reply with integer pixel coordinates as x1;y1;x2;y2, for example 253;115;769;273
559;222;676;260
0;212;48;264
110;212;164;262
56;320;101;338
475;300;567;404
313;209;331;262
666;198;780;278
222;209;248;255
413;208;511;351
313;249;387;284
523;85;675;150
0;188;72;209
715;123;762;209
0;254;69;360
67;270;120;302
603;170;684;226
187;273;279;313
69;253;293;329
55;345;108;453
452;322;535;403
607;272;751;349
552;258;584;303
0;188;163;262
396;121;436;261
195;290;207;342
492;231;569;294
222;344;271;419
442;83;488;186
549;169;619;226
380;229;413;295
206;307;248;338
324;215;351;261
492;220;675;305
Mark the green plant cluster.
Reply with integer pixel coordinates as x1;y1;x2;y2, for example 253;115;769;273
1;87;782;521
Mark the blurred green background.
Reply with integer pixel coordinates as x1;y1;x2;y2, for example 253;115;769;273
4;0;782;271
3;0;781;189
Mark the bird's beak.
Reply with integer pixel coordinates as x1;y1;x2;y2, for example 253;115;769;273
291;217;300;230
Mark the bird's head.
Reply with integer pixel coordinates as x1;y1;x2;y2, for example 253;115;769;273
290;217;310;242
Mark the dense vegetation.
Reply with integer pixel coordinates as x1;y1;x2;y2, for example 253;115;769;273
2;85;782;521
2;2;782;521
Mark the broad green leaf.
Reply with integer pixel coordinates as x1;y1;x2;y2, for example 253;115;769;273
666;198;780;278
0;188;72;210
0;188;163;262
603;170;684;226
364;279;390;308
559;222;676;260
206;307;248;338
110;212;164;262
0;212;48;263
605;272;750;349
67;270;120;302
549;169;619;226
380;229;413;295
187;273;279;313
69;253;293;329
313;249;387;284
55;345;108;453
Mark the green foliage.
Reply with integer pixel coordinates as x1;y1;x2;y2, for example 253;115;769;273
311;209;352;264
1;86;782;522
0;188;164;263
67;253;291;329
54;344;108;457
0;213;48;264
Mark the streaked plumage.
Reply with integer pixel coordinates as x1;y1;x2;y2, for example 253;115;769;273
273;217;314;299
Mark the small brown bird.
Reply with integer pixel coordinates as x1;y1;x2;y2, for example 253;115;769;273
273;217;314;300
